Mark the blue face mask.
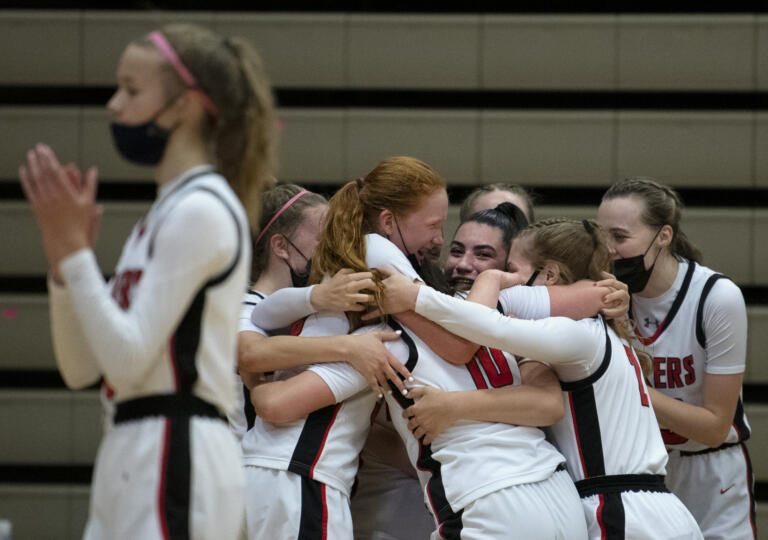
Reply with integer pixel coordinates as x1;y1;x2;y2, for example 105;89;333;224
110;96;180;165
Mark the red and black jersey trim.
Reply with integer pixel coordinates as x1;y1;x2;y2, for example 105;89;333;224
114;395;224;540
695;272;726;348
560;317;611;479
298;475;329;540
576;474;667;540
387;322;464;539
288;402;342;477
635;259;695;346
143;175;243;540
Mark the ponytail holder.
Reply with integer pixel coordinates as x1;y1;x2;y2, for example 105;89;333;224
254;190;309;245
582;219;594;234
356;177;365;189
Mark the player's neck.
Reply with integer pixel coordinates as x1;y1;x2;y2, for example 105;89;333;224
636;251;678;299
254;260;293;295
154;128;210;187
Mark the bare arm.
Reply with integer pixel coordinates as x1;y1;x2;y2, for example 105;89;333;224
402;361;563;444
548;275;628;320
250;370;337;424
648;372;744;448
238;329;411;395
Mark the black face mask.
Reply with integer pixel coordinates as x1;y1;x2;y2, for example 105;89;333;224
613;228;663;294
525;270;540;287
282;235;311;288
110;97;179;165
289;259;311;288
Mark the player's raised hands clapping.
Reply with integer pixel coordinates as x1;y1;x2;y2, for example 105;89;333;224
19;144;101;275
310;268;377;312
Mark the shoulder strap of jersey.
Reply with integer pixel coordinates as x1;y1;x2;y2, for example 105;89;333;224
148;183;243;286
386;319;419;408
695;273;726;349
560;316;612;392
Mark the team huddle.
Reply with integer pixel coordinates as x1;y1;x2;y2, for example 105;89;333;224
19;21;754;540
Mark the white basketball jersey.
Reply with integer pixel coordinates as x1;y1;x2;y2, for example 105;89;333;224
638;261;751;452
228;289;268;443
547;317;669;482
240;311;379;496
313;321;565;524
104;166;248;412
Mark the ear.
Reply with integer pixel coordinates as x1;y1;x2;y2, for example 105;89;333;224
269;233;290;261
378;209;395;238
657;224;675;248
541;262;561;286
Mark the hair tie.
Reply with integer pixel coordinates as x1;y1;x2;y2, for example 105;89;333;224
148;31;218;117
356;177;365;189
582;219;594;234
254;190;309;245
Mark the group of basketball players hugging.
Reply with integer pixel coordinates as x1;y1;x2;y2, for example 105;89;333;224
19;20;753;540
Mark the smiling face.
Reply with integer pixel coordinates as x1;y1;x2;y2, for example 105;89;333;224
107;44;176;127
444;222;508;290
597;196;661;269
390;189;449;260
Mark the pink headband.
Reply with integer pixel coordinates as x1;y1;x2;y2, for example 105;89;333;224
148;31;218;117
255;190;309;245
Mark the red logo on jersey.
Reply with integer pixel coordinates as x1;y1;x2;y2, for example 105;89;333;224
660;429;689;445
110;269;143;310
720;484;735;495
466;347;515;389
653;355;695;389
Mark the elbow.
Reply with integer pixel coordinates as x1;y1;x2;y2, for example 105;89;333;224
59;370;100;391
703;424;732;449
251;387;300;424
540;395;565;426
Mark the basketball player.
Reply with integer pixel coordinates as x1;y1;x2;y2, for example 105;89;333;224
20;24;276;539
378;218;703;539
598;178;755;539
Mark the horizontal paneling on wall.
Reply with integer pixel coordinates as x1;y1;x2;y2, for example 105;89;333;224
1;107;767;188
1;12;767;90
0;202;762;283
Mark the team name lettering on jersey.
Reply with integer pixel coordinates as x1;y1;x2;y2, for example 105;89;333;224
653;355;695;389
111;269;143;310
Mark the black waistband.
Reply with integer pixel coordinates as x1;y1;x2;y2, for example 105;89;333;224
679;441;740;457
114;394;225;424
575;474;667;498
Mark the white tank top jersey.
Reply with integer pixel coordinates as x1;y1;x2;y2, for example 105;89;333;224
633;259;750;452
49;165;249;415
228;289;268;443
412;287;669;482
312;322;565;522
240;310;380;496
